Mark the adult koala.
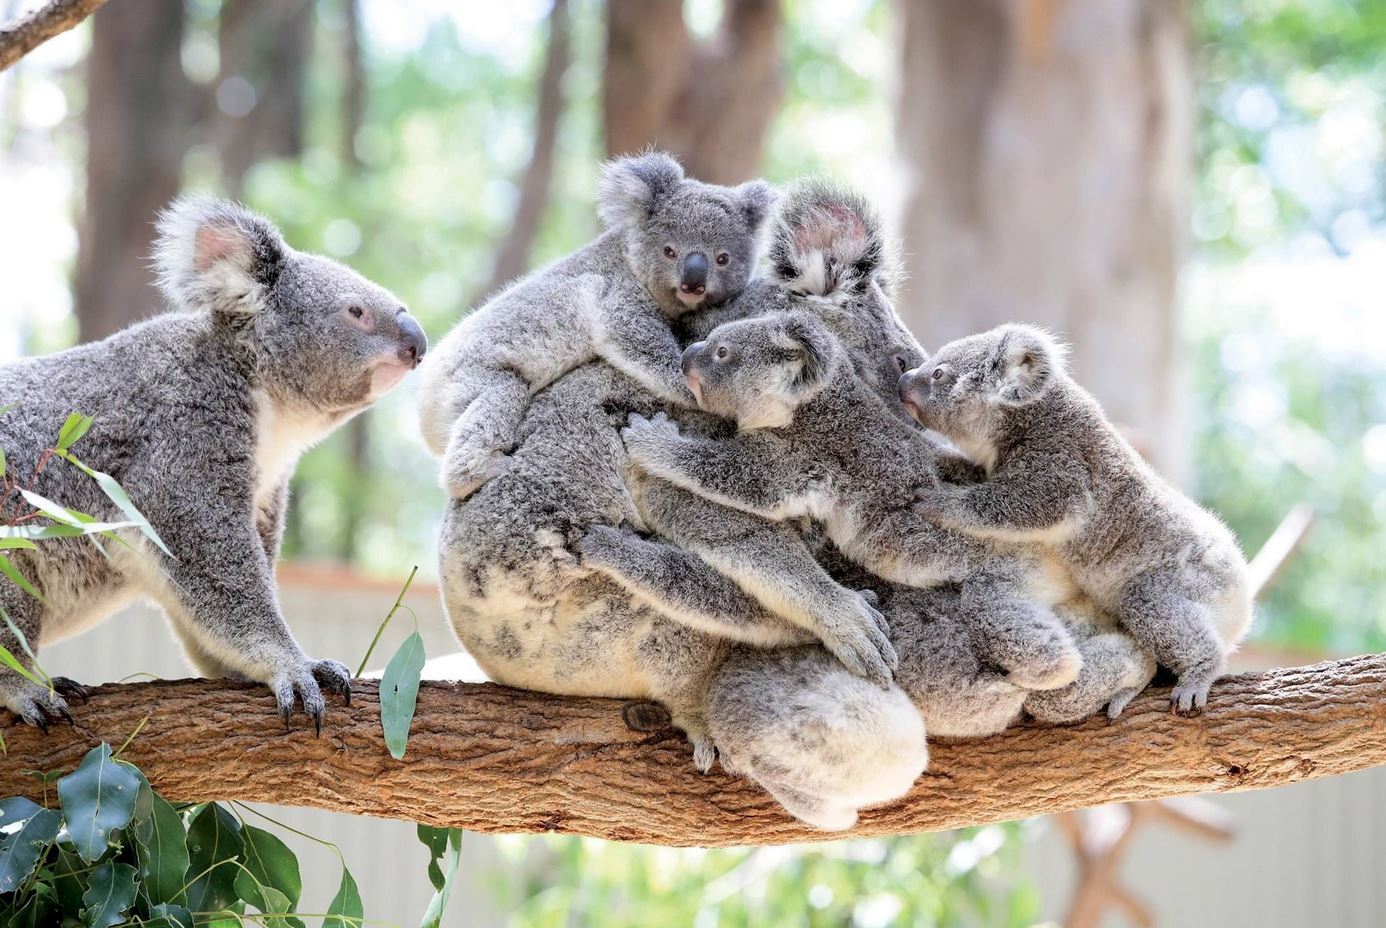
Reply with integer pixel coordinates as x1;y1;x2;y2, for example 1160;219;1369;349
437;181;931;828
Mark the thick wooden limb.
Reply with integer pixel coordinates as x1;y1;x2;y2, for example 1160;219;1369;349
2;654;1384;847
0;0;107;71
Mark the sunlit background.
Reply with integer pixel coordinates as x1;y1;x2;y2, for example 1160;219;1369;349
2;0;1384;924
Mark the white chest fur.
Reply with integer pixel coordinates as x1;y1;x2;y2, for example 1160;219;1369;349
253;391;338;508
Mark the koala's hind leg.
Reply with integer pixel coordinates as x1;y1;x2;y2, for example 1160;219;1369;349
1024;633;1158;724
960;577;1082;691
578;524;812;648
440;366;532;500
1117;569;1226;717
0;584;85;729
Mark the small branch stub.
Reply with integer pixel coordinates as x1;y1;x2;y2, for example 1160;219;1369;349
2;654;1384;847
0;0;109;72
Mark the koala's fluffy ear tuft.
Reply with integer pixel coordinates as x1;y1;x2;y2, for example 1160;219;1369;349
991;324;1066;405
153;196;286;319
597;151;686;229
768;179;900;302
776;313;837;393
734;179;777;231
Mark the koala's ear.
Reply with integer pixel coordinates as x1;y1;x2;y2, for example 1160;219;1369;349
769;179;899;302
991;325;1065;405
153;196;286;319
775;313;836;393
596;151;685;229
733;180;777;231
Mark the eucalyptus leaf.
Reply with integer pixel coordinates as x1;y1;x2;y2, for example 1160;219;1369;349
0;645;44;688
0;554;44;603
236;825;304;926
48;846;87;915
0;807;59;893
146;902;196;928
132;781;190;904
233;869;296;922
0;797;42;829
56;743;142;863
323;865;363;928
54;413;94;454
416;825;449;891
3;881;55;928
417;828;463;928
59;454;172;557
80;860;138;928
380;630;425;759
0;537;33;551
183;803;244;916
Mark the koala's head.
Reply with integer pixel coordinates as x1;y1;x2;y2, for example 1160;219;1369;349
898;324;1066;445
766;180;923;416
597;151;775;318
680;312;842;430
154;196;428;415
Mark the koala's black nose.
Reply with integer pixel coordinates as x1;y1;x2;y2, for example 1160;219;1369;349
396;310;428;366
680;253;708;295
681;341;705;374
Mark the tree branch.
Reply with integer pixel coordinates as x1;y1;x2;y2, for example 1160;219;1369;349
3;654;1383;846
0;0;107;72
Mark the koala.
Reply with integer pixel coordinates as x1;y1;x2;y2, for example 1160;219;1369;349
620;311;1085;693
900;323;1253;715
0;196;426;731
417;151;774;499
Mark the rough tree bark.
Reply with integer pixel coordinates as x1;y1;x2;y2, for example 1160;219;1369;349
894;0;1191;478
3;655;1384;847
603;0;783;184
0;0;107;71
72;0;192;342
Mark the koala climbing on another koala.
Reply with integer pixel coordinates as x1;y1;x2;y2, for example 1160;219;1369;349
418;151;774;499
0;196;426;731
621;311;1084;692
901;323;1252;715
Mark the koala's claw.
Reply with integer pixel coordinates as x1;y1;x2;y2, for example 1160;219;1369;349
51;677;90;704
11;684;77;733
273;658;350;735
312;659;353;708
1170;679;1210;717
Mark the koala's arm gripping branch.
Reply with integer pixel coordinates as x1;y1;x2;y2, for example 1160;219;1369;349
0;0;108;71
2;656;1384;847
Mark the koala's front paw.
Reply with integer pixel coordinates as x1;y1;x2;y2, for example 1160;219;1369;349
2;676;87;732
819;591;898;689
270;657;352;736
442;447;512;500
1170;676;1213;717
621;412;681;463
575;524;636;572
911;487;955;523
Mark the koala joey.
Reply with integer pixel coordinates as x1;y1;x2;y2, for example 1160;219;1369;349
0;196;426;731
901;324;1252;715
417;151;774;499
621;311;1085;692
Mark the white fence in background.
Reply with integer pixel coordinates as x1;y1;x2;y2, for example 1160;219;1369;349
28;565;1380;927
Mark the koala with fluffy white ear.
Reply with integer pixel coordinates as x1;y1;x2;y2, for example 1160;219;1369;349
417;151;775;499
621;311;1085;693
901;323;1253;715
0;196;426;731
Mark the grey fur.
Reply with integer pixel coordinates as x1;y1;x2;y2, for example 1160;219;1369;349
417;151;775;499
0;196;425;730
620;311;1084;693
901;323;1253;715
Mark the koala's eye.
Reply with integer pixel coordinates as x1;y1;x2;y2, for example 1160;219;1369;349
716;252;730;266
715;346;729;360
932;366;946;381
348;305;365;319
663;245;677;260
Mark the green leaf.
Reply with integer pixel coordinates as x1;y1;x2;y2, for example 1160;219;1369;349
380;630;425;759
56;743;142;862
145;903;195;928
54;413;94;454
416;825;449;891
417;828;463;928
48;845;88;915
0;645;43;688
0;539;38;551
0;807;59;893
234;868;295;918
0;554;43;603
132;782;190;904
237;825;303;926
0;796;42;828
60;454;173;557
0;446;5;477
80;860;138;928
323;865;363;928
0;402;16;416
0;521;139;542
3;882;56;928
183;803;244;916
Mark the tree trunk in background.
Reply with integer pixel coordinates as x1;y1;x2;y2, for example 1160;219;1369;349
215;0;312;194
894;0;1191;479
603;0;784;184
72;0;190;343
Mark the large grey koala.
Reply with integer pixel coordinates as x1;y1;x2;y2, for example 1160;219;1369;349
901;324;1252;714
0;197;426;731
417;151;774;499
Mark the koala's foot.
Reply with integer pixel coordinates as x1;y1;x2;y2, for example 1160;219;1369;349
442;447;512;500
621;700;672;732
1170;675;1215;717
1106;686;1142;720
817;591;897;689
1003;639;1083;691
270;658;352;735
2;676;85;732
